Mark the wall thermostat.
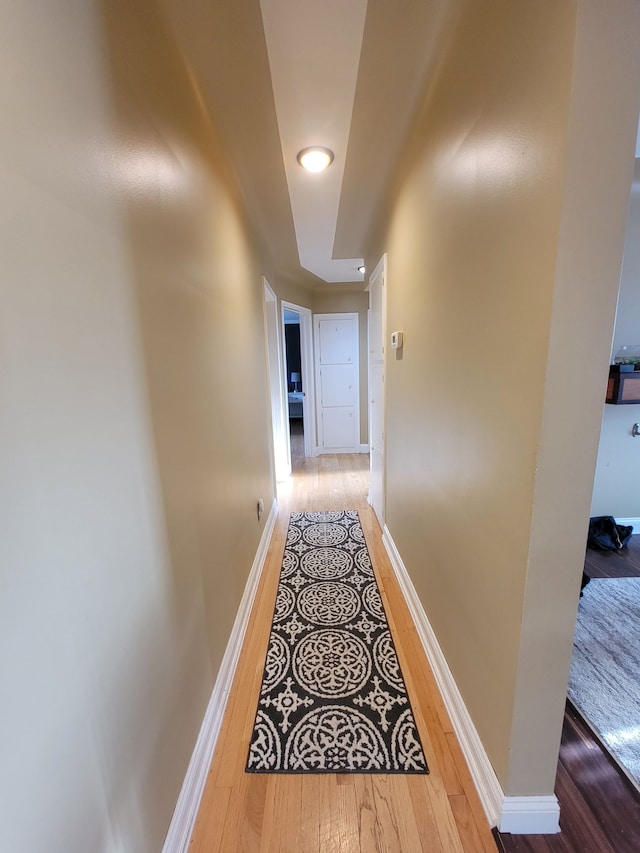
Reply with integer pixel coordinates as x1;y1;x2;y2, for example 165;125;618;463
391;331;403;349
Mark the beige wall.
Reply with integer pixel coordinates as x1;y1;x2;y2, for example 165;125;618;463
591;160;640;518
366;0;640;798
0;2;274;851
274;279;314;311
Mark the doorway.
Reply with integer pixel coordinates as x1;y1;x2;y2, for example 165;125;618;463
281;301;314;465
568;151;640;794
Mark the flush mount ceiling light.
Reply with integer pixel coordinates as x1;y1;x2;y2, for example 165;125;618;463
358;265;365;274
296;147;334;173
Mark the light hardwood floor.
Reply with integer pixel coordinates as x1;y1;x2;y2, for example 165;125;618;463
189;452;497;852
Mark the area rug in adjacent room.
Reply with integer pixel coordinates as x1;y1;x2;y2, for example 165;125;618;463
568;577;640;791
246;510;428;774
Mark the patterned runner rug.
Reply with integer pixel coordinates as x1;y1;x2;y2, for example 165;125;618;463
246;510;428;774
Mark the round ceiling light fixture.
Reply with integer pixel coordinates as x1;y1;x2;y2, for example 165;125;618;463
296;147;334;173
358;265;366;274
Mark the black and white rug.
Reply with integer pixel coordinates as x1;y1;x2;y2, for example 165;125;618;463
246;510;429;774
568;577;640;791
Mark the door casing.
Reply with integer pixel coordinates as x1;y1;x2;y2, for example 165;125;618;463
263;279;290;480
367;255;387;527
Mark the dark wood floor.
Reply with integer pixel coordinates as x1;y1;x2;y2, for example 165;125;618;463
289;418;304;465
584;533;640;579
494;701;640;852
495;537;640;852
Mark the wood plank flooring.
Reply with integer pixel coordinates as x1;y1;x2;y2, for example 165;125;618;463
189;444;640;852
189;449;497;852
583;535;640;579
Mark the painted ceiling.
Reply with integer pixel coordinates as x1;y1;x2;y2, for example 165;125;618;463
164;0;454;288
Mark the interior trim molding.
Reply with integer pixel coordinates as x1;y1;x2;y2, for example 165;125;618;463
382;524;560;835
315;447;364;455
162;498;278;853
613;517;640;530
499;796;561;834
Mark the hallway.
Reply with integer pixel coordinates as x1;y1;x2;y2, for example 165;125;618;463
5;3;640;850
189;453;497;851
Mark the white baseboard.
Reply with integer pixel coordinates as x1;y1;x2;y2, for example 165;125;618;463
613;517;640;530
499;797;560;834
314;446;368;455
382;525;560;836
162;498;278;853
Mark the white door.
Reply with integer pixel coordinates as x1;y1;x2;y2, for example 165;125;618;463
314;313;359;453
368;256;386;526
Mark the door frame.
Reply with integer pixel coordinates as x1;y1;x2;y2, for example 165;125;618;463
367;254;387;526
281;300;315;459
263;279;290;480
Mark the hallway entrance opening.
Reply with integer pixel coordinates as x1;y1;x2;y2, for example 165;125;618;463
282;300;314;463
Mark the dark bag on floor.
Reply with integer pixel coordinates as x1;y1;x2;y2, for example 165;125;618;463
587;515;633;551
580;571;591;596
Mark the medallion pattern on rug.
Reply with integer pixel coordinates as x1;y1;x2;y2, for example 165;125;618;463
246;510;428;774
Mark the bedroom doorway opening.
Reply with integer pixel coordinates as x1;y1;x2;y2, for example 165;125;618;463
281;301;314;464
